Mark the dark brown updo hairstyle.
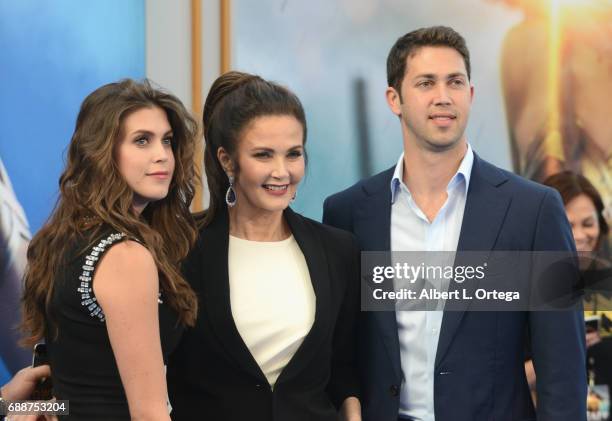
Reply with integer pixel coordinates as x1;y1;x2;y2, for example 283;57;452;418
543;171;609;251
201;71;307;226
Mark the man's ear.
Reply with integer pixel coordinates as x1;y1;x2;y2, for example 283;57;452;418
386;87;402;116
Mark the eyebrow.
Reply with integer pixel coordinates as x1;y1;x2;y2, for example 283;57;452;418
130;129;173;137
250;145;303;152
413;72;467;81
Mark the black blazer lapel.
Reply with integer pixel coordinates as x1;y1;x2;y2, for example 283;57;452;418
199;209;268;382
275;208;332;385
355;167;402;378
435;155;512;368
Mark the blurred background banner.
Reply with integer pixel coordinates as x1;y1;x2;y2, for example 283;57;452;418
0;0;145;384
496;0;612;253
1;0;611;387
232;0;520;220
231;0;611;228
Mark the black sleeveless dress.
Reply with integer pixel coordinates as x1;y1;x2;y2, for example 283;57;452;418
45;228;183;420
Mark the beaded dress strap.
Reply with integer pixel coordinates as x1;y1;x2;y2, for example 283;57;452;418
77;232;126;322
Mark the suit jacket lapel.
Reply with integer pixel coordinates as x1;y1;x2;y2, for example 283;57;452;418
435;155;512;368
275;208;332;385
355;168;402;378
199;209;268;382
201;207;332;387
354;168;393;252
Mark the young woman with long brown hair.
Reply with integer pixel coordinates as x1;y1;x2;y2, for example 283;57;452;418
19;79;199;420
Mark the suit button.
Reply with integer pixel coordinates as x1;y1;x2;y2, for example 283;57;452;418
255;383;262;389
389;385;399;397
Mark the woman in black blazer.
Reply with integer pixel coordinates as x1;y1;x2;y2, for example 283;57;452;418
167;71;361;421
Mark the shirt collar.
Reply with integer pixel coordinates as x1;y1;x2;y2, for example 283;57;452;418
390;143;474;204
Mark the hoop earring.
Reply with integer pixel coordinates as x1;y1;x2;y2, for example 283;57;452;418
225;175;237;207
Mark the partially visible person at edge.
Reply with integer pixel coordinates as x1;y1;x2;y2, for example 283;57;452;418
523;171;612;402
0;156;32;374
18;79;199;420
0;365;51;421
166;71;361;421
322;26;586;421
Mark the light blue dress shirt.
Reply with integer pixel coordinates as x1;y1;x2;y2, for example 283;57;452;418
391;144;474;421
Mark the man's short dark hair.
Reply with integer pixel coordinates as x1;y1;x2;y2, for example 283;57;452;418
387;26;471;98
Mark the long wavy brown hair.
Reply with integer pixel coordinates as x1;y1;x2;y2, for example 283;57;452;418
21;79;199;346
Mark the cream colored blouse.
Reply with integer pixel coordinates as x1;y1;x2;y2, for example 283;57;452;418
228;234;315;388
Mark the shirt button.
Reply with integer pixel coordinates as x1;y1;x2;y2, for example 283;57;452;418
432;328;438;334
389;385;400;397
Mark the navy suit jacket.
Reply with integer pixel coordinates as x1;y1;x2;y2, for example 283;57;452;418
323;153;587;421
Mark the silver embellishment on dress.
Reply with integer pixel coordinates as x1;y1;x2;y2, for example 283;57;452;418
77;232;126;322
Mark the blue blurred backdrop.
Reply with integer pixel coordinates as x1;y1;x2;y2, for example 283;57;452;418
0;0;145;385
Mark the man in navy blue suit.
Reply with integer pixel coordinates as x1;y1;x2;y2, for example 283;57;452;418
323;26;586;421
